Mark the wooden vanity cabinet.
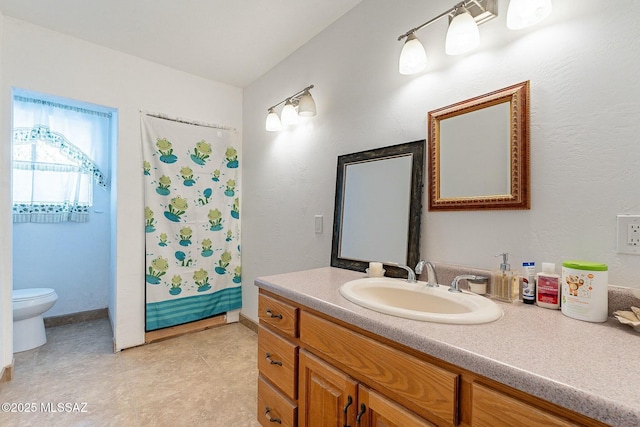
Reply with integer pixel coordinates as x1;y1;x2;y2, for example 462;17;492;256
256;289;606;427
258;290;443;426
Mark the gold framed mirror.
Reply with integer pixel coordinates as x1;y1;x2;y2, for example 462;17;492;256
427;81;529;211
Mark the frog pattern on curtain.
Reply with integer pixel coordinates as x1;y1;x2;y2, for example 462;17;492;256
141;114;241;331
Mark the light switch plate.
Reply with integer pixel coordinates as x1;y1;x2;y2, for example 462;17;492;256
617;214;640;255
314;215;323;234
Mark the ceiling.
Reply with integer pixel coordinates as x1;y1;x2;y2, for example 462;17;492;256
0;0;362;88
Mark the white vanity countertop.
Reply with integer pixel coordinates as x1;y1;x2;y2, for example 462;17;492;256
255;267;640;427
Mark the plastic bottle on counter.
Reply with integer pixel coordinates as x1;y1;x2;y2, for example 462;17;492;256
536;262;560;309
521;262;536;305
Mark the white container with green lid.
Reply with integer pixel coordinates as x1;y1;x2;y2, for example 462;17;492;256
561;260;608;322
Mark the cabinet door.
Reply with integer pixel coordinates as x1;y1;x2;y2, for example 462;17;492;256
357;385;435;427
299;350;358;427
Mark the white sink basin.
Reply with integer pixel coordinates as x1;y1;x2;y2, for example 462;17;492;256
339;277;503;324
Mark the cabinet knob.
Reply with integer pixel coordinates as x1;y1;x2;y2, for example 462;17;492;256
265;308;283;319
265;352;283;366
264;407;282;424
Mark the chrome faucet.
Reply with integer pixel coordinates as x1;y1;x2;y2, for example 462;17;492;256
397;264;417;283
385;261;433;284
415;259;438;287
449;274;481;293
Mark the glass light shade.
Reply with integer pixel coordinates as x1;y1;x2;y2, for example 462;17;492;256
281;100;298;125
507;0;552;30
445;6;480;55
398;33;427;75
265;108;282;131
297;91;316;117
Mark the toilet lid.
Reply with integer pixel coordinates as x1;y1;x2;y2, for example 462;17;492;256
13;288;57;302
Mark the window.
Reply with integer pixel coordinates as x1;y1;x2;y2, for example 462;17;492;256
12;92;112;223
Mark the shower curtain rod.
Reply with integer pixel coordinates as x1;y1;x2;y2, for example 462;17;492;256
141;110;237;133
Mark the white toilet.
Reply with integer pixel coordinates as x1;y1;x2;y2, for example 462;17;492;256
13;288;58;352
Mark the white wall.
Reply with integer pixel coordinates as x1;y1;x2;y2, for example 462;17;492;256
13;178;111;317
1;17;242;351
241;0;640;322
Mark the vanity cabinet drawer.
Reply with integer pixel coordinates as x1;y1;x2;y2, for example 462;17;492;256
471;382;576;427
300;311;459;426
258;293;298;338
258;375;297;427
258;325;298;400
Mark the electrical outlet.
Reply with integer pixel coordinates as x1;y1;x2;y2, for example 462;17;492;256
617;215;640;254
629;224;640;246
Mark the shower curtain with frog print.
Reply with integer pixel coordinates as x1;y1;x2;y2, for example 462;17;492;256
141;113;241;331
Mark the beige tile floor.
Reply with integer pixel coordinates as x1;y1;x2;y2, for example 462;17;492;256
0;318;260;427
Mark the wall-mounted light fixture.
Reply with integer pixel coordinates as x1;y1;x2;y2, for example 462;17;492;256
506;0;552;30
397;0;552;75
265;85;316;131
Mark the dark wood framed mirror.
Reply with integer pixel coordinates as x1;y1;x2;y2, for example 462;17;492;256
331;140;425;278
428;81;530;211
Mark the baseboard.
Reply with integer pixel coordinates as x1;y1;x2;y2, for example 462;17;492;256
44;307;109;328
1;360;14;383
144;313;227;344
239;313;258;333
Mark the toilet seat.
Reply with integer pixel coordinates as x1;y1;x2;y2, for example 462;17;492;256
13;288;57;302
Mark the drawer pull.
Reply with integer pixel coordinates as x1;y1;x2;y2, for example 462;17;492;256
265;352;283;366
343;395;353;427
264;407;282;424
266;308;283;319
356;403;366;424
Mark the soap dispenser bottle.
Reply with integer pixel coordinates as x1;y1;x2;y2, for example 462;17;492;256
492;253;519;302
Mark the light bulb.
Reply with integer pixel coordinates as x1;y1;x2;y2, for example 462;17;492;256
507;0;552;30
265;108;281;131
297;90;316;117
445;5;480;55
399;33;428;75
281;99;298;125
